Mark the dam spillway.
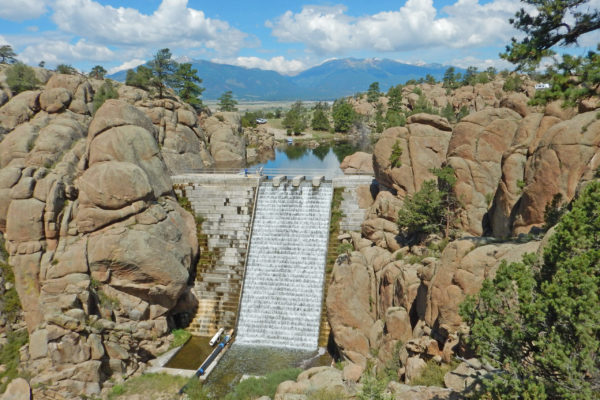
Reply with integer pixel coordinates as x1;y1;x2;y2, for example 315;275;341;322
235;180;333;350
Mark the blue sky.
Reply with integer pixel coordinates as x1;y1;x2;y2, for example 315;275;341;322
0;0;598;75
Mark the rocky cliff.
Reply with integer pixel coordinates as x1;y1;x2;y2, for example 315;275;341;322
0;70;238;397
326;95;600;389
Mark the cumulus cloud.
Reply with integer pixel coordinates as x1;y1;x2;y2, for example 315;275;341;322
212;56;306;75
18;39;114;66
108;59;147;75
267;0;526;55
0;0;49;21
51;0;249;56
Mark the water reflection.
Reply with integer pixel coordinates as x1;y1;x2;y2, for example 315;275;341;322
248;141;364;179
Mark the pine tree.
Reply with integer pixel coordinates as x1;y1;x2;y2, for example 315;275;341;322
460;181;600;399
217;90;238;111
367;81;380;103
0;45;17;64
89;65;107;79
125;66;152;90
332;99;356;132
173;63;204;110
387;85;403;112
283;101;307;134
148;48;177;99
311;108;330;131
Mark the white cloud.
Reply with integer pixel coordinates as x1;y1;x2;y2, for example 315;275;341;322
0;0;49;21
18;39;114;66
107;59;146;75
51;0;248;56
212;56;307;75
267;0;525;55
450;56;513;71
0;35;10;46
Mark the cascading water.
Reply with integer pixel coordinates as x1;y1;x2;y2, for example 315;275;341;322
235;181;333;350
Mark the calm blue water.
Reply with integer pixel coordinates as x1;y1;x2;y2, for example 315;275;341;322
248;142;360;179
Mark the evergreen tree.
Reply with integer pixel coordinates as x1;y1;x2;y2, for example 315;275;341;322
397;166;459;239
0;45;17;64
387;85;403;112
148;48;177;99
332;99;357;132
443;67;459;89
89;65;107;79
311;108;330;131
217;90;238;111
502;0;600;71
502;0;600;104
283;101;308;134
125;66;152;90
367;81;381;103
462;66;478;86
425;74;437;84
5;63;40;94
173;63;204;110
374;102;385;133
460;181;600;399
385;110;406;128
441;103;456;123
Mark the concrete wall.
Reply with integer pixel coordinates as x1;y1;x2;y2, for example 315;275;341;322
173;174;263;336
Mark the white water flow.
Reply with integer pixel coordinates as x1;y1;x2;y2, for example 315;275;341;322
235;181;333;350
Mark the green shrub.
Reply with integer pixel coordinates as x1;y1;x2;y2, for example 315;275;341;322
409;359;457;387
357;374;391;400
459;182;600;399
225;368;301;400
337;242;353;254
389;140;403;168
5;63;39;94
56;64;76;74
92;80;118;114
502;75;523;92
0;329;29;394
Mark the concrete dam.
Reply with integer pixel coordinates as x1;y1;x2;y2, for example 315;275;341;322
173;172;373;349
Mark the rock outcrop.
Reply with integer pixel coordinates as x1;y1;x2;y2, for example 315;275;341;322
0;72;199;398
340;151;374;174
373;114;452;197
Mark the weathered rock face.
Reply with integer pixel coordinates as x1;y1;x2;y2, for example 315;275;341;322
424;239;539;333
244;125;276;164
0;79;198;397
114;94;215;173
512;111;600;233
373;114;452;197
327;229;544;384
202;112;246;167
340;151;374;174
446;108;522;235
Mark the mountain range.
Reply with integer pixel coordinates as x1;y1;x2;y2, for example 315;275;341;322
108;58;460;101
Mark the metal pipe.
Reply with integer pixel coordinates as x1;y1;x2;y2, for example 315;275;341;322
177;330;234;395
